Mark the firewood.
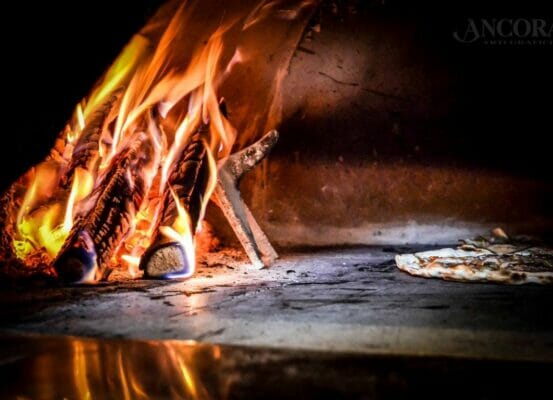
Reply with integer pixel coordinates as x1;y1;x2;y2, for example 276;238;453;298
213;130;279;269
139;241;190;279
54;134;152;282
160;127;209;229
0;173;58;277
0;182;30;279
0;182;19;262
141;126;211;278
62;90;122;187
222;129;279;180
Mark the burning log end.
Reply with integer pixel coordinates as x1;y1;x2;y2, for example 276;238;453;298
140;241;192;279
53;229;97;283
138;127;209;280
225;130;279;181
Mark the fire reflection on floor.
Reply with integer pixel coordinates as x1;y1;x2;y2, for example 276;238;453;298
0;331;550;400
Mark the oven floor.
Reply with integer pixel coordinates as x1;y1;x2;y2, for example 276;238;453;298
1;246;552;361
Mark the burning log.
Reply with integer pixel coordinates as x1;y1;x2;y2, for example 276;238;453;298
139;241;191;279
0;183;33;279
54;134;153;283
62;90;122;185
159;128;210;236
0;185;19;262
214;130;279;269
140;126;211;279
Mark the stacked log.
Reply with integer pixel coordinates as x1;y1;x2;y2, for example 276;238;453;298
1;99;278;283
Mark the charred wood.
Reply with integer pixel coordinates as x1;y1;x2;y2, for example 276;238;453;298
141;126;211;278
62;90;122;186
54;134;152;283
160;127;209;231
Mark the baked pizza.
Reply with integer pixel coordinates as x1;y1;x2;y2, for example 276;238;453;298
395;232;553;285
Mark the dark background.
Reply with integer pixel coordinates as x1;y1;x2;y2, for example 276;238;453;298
1;0;552;191
1;0;164;191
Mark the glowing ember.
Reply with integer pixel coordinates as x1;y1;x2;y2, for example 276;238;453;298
0;0;317;282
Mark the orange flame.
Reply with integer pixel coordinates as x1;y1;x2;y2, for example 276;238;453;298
4;0;318;280
13;15;233;275
67;338;217;399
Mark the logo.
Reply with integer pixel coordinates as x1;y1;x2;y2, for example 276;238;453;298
453;18;553;45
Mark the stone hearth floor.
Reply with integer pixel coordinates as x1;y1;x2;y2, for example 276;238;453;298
1;246;552;362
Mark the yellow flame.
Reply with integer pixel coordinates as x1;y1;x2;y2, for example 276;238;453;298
76;103;86;132
85;36;149;122
158;188;196;276
197;144;218;231
73;341;93;400
36;205;66;258
177;357;199;399
63;168;93;232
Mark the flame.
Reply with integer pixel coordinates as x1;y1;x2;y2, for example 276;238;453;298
3;0;317;281
63;168;93;232
75;103;86;133
158;188;197;278
73;341;94;400
61;337;220;399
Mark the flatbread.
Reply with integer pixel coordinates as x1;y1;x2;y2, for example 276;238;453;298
395;243;553;285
